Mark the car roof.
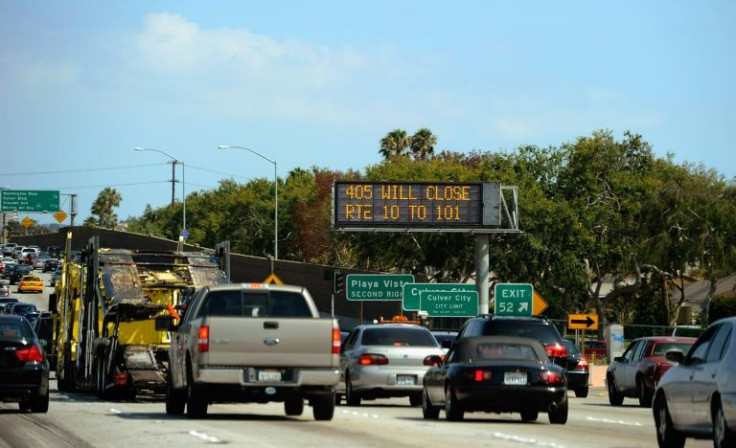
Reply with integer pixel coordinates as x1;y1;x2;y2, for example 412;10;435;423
207;283;307;294
633;336;698;343
456;336;547;361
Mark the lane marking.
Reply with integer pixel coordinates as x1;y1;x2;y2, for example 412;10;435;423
586;416;643;427
189;429;223;443
490;432;565;447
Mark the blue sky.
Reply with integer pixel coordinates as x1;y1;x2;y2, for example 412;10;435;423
1;1;734;226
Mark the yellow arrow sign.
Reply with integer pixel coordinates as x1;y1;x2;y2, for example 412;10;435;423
263;273;283;285
533;291;548;315
568;313;599;331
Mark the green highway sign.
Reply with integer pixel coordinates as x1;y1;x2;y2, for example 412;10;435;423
1;190;60;212
346;274;414;301
493;283;536;316
420;290;478;317
402;283;476;311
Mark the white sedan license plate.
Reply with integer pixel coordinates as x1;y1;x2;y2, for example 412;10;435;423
503;371;527;385
397;375;416;386
258;370;282;382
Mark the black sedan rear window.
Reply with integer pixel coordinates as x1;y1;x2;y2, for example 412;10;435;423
475;342;540;361
481;321;561;345
361;327;438;347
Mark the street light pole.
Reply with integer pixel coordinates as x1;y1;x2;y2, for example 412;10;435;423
134;147;187;239
217;145;278;259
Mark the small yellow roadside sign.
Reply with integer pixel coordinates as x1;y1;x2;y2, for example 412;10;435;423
21;216;33;228
53;210;68;223
263;273;283;285
533;291;548;315
568;313;599;331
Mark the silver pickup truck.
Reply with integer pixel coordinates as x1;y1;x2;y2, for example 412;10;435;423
165;283;341;420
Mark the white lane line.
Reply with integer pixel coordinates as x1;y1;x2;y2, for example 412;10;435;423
108;408;122;414
341;410;380;418
189;429;223;443
586;416;643;427
490;432;565;447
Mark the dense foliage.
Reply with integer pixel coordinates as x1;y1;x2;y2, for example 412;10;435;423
122;130;736;330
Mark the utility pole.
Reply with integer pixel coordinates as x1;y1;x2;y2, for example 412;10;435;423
170;160;178;206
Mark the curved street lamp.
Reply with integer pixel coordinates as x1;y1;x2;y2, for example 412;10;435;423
134;147;187;238
217;145;278;259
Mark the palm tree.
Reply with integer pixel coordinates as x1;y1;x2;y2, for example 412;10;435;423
410;128;437;160
90;187;122;229
379;129;411;159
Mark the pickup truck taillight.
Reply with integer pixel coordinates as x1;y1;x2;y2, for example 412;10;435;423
358;354;389;366
332;328;341;354
198;326;209;352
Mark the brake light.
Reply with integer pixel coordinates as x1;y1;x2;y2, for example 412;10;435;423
358;354;389;365
197;325;209;352
15;345;44;362
332;327;341;354
540;370;565;385
545;343;567;359
576;357;589;371
423;354;445;366
472;369;492;382
114;373;129;387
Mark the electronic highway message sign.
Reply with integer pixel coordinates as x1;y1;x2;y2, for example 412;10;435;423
333;181;501;232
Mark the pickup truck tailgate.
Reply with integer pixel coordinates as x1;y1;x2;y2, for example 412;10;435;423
205;317;337;368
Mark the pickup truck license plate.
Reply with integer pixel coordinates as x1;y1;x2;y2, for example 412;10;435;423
257;370;282;382
503;371;527;385
396;375;416;386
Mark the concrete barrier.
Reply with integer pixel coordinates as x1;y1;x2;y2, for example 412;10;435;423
589;364;607;387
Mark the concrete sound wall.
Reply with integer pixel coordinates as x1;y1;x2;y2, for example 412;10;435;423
13;227;408;329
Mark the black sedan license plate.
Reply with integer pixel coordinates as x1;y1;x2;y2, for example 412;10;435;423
503;371;527;385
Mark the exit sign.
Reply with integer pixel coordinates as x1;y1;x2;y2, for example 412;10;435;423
494;283;539;316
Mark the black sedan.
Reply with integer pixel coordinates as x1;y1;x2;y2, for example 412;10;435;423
0;314;50;412
561;339;590;398
422;336;568;424
653;317;736;448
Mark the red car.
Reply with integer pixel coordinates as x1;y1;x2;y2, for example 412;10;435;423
606;336;696;407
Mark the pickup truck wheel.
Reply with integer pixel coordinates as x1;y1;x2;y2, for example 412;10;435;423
186;367;208;419
284;398;304;416
312;395;335;421
166;374;186;415
345;374;361;406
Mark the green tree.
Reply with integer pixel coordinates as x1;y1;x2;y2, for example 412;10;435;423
379;129;411;159
89;187;122;229
410;128;437;160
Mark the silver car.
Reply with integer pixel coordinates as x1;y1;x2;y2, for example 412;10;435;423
338;324;444;406
653;316;736;448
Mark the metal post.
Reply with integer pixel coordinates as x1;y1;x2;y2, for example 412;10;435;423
170;160;177;206
182;162;186;232
475;234;490;314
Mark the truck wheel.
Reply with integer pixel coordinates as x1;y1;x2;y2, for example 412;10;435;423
96;359;110;400
166;374;186;415
186;367;207;419
284;397;304;416
312;395;335;421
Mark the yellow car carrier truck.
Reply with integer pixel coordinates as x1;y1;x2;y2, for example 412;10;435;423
53;234;228;399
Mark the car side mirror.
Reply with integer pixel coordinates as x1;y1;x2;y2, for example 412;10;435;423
613;356;624;363
427;355;444;367
39;339;48;348
155;315;176;332
664;350;684;365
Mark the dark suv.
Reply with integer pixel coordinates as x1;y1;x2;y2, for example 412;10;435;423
456;315;571;370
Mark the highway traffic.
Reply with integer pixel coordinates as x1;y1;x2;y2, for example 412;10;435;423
0;271;714;448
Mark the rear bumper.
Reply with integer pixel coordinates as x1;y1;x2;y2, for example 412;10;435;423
197;366;340;388
454;385;567;412
566;371;590;389
0;367;49;402
349;366;427;397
